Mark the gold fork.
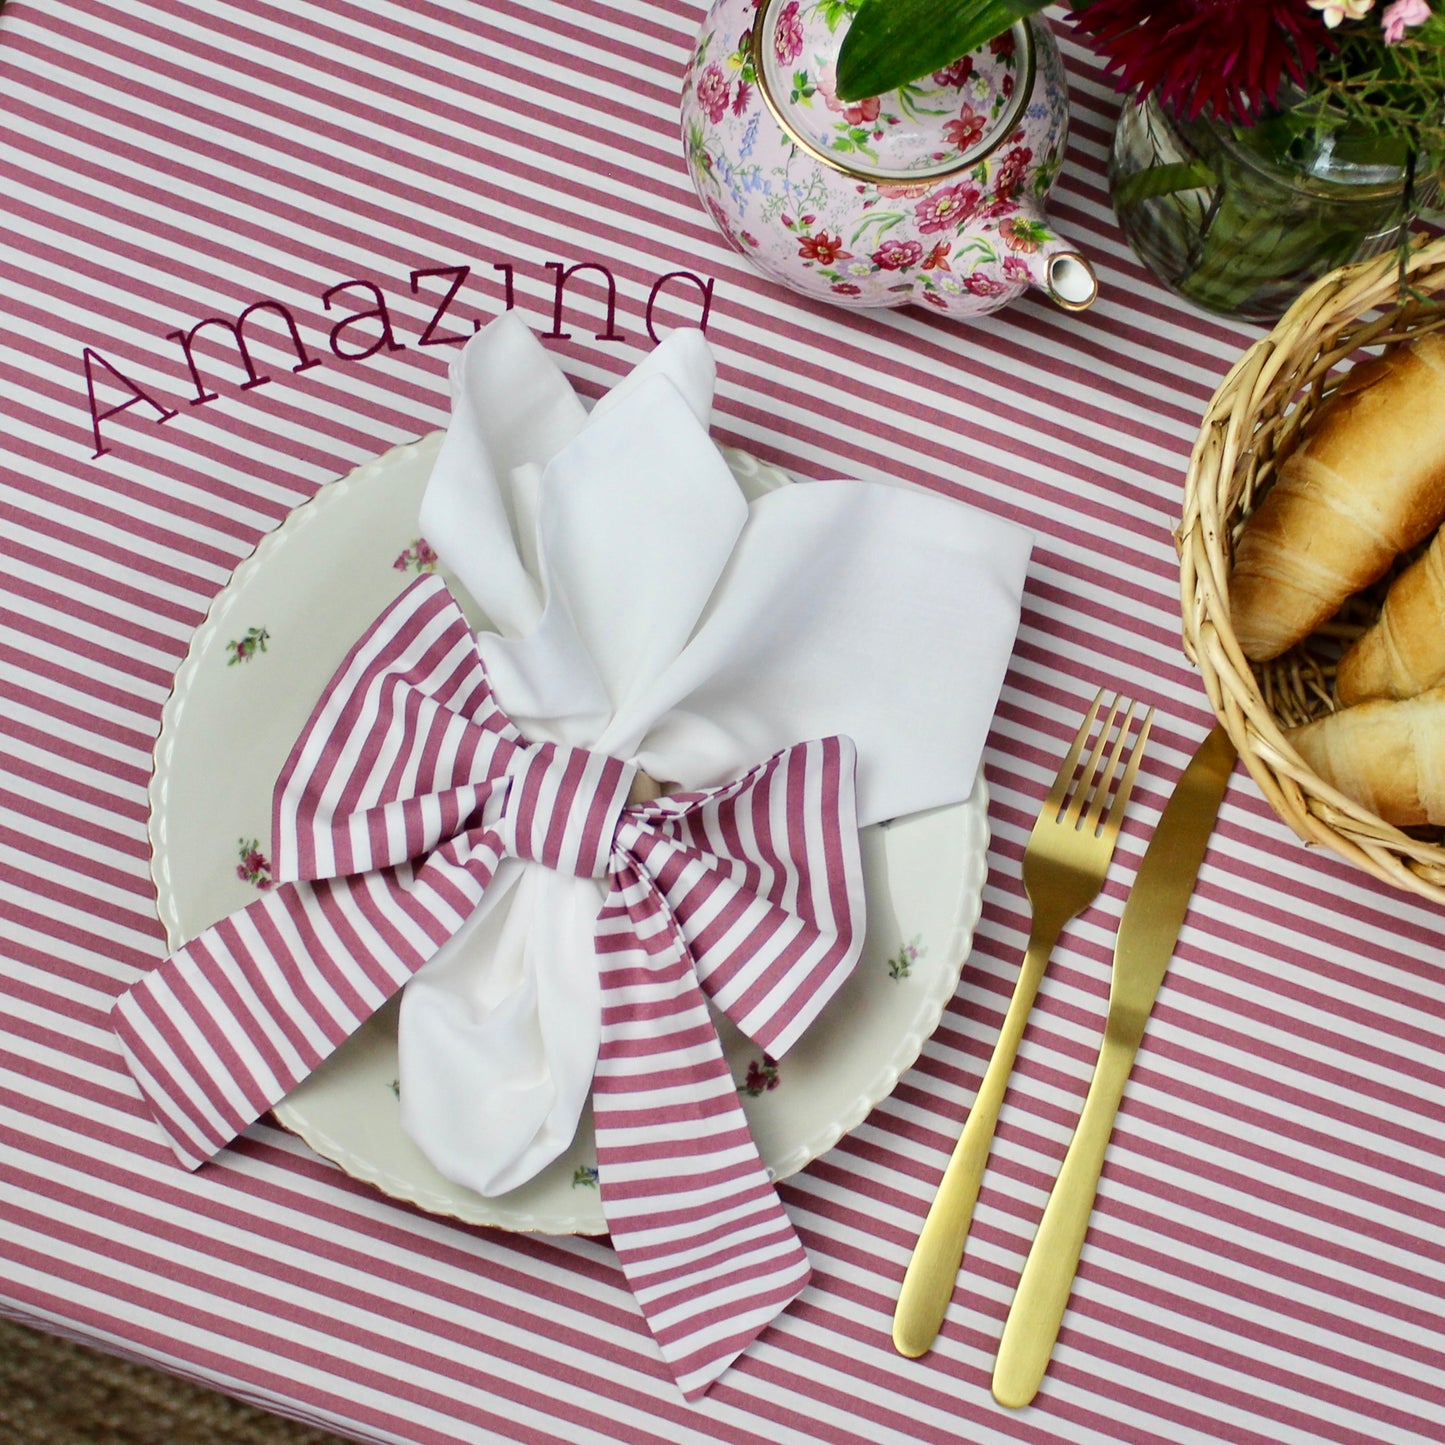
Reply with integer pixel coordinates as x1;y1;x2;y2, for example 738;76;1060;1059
892;690;1153;1359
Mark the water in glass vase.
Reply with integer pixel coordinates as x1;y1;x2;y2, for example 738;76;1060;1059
1109;92;1416;324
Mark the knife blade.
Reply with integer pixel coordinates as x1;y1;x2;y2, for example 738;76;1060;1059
991;724;1236;1409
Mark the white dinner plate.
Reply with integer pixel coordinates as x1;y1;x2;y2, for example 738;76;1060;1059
148;433;989;1234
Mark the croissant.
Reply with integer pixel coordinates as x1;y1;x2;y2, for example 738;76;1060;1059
1336;525;1445;704
1286;687;1445;827
1229;331;1445;662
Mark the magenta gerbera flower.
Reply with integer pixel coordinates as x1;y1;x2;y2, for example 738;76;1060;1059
1070;0;1331;123
913;181;982;234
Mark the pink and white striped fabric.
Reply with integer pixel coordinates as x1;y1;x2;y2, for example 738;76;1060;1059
8;0;1445;1441
112;572;864;1398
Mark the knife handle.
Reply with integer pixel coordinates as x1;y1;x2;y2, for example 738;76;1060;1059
991;1032;1138;1408
892;920;1060;1358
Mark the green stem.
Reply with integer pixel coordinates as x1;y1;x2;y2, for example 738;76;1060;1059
1114;96;1415;321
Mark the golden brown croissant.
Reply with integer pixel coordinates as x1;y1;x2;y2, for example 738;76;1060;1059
1230;331;1445;662
1336;525;1445;704
1286;686;1445;827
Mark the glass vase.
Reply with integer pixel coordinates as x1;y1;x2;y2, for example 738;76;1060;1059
1108;92;1417;324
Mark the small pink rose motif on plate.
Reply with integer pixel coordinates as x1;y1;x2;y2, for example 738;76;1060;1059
236;838;273;890
742;1055;781;1096
887;936;924;980
393;538;438;574
225;626;269;665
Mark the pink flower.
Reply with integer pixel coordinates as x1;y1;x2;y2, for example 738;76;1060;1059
821;68;881;126
1003;255;1032;284
774;0;804;63
922;289;950;309
1382;0;1430;40
872;239;924;270
975;196;1018;223
732;79;753;114
914;181;982;234
943;105;988;151
932;56;975;87
831;281;862;295
993;145;1033;198
705;194;739;243
876;179;934;199
696;63;731;124
963;273;1008;297
1000;215;1051;253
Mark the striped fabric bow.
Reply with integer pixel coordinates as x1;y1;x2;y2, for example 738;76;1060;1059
114;574;865;1397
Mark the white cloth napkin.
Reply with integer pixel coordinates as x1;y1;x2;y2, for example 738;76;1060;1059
398;314;1032;1197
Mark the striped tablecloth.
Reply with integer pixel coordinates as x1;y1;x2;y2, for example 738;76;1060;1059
3;1;1443;1441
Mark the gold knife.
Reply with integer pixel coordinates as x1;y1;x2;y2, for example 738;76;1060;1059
991;724;1236;1409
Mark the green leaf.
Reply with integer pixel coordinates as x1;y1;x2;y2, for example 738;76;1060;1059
1112;159;1217;210
850;209;907;242
835;0;1051;102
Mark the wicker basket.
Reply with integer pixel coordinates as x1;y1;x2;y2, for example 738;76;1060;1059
1179;232;1445;904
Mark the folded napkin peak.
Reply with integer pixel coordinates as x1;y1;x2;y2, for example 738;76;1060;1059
425;316;719;642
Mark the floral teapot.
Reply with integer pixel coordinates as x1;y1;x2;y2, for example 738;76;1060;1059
680;0;1097;318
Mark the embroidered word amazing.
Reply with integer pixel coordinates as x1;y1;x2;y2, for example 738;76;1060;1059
81;259;716;458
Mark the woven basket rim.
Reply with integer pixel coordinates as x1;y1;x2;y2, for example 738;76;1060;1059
1179;231;1445;905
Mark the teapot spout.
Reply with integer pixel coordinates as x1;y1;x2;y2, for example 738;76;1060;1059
1037;246;1099;312
1007;212;1099;311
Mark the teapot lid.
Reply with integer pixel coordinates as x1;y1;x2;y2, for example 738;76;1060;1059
752;1;1035;183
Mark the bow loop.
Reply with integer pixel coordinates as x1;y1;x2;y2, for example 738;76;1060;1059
272;576;523;883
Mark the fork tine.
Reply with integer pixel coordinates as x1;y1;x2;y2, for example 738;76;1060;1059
1095;704;1154;841
1041;689;1104;820
1061;693;1122;828
1080;699;1142;834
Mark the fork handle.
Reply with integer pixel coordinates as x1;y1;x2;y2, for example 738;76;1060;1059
990;1032;1138;1407
892;918;1062;1358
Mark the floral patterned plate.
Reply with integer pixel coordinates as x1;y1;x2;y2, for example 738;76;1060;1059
149;434;990;1234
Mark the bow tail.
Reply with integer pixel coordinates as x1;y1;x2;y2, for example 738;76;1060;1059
114;866;465;1169
593;862;810;1400
629;735;865;1059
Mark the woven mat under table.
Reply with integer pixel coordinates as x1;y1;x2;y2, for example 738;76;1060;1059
0;1316;351;1445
